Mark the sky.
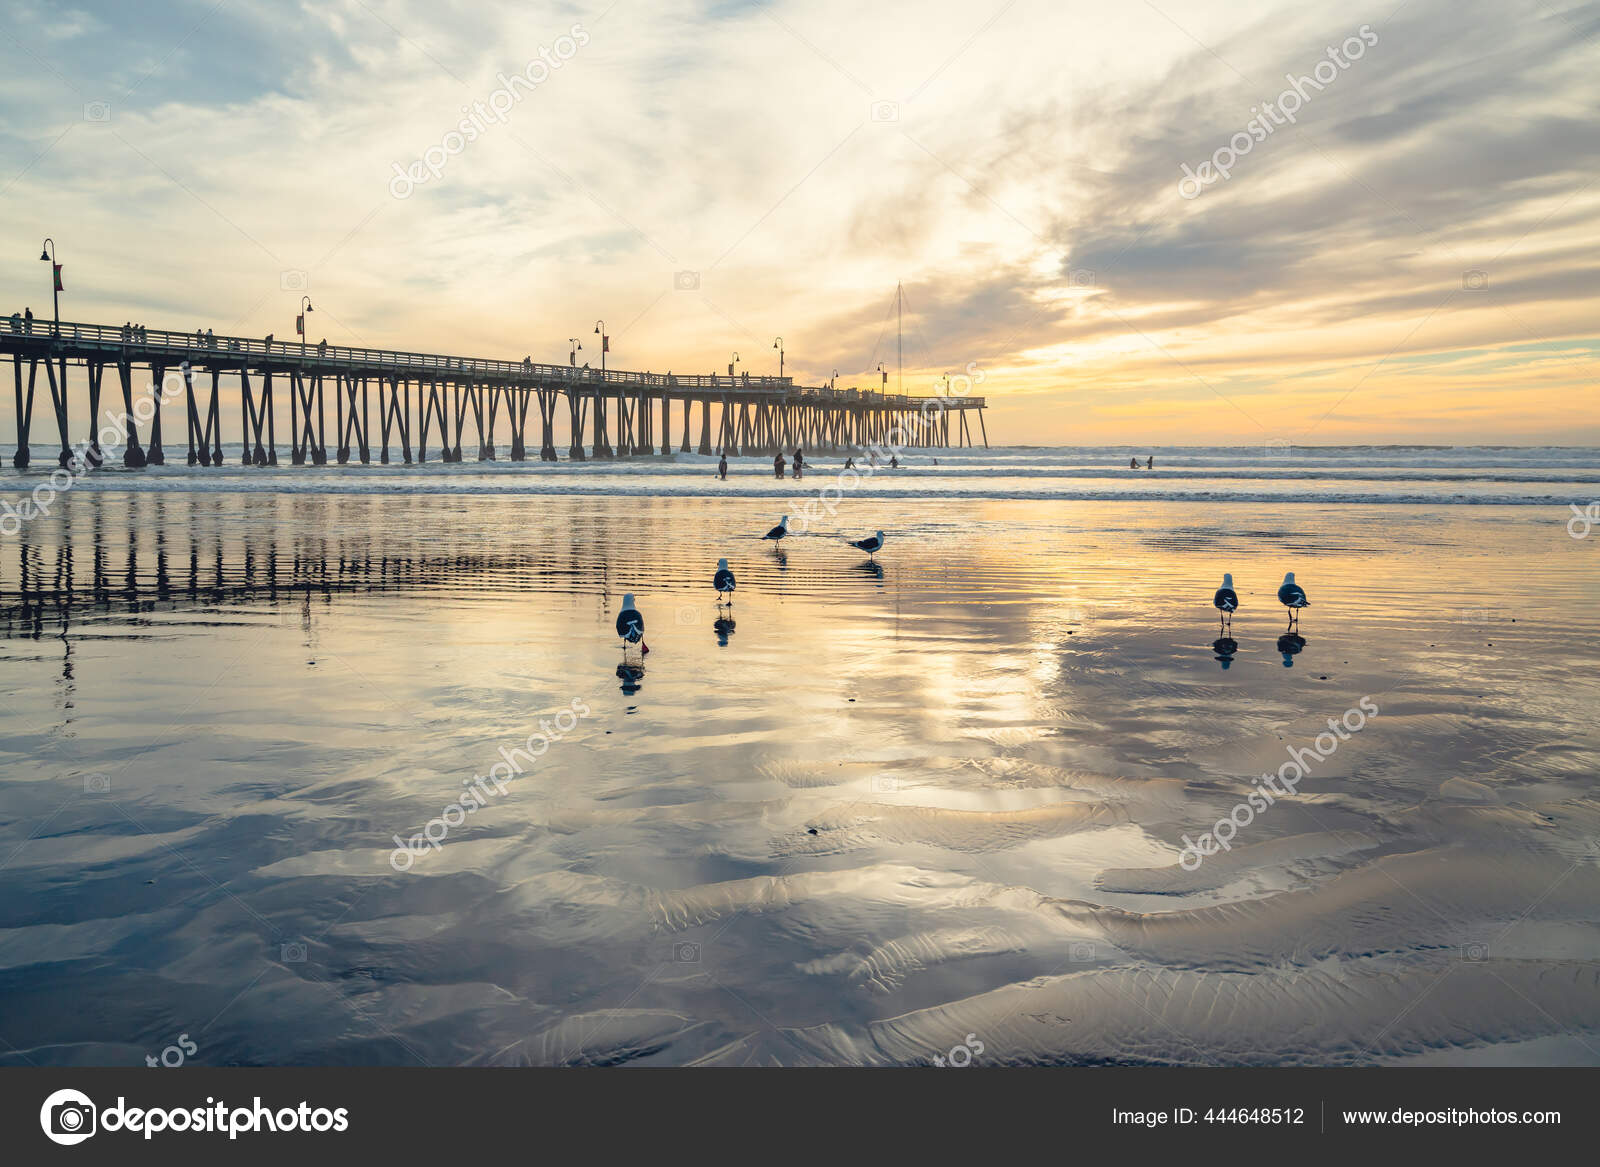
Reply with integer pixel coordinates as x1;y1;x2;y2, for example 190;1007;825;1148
0;0;1596;447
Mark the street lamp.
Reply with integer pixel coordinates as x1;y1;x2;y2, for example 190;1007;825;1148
298;295;313;354
593;320;608;373
773;336;783;379
831;368;839;390
39;238;61;336
728;351;740;378
569;337;582;366
876;362;887;391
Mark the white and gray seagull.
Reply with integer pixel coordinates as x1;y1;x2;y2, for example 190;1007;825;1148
848;530;886;561
1213;572;1238;630
1277;572;1310;625
763;515;789;543
616;593;649;654
713;558;736;604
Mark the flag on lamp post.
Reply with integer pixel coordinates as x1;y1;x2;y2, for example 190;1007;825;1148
52;264;63;291
601;336;609;353
296;314;305;336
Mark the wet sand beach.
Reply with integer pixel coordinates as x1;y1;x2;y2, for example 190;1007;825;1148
1;471;1598;1066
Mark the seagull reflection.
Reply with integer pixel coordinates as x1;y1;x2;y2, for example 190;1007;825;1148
772;545;787;569
854;559;884;582
1277;632;1306;667
713;615;736;646
616;662;645;695
1212;636;1239;669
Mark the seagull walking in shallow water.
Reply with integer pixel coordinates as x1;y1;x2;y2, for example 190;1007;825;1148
848;530;886;561
616;593;649;655
1277;571;1309;626
713;558;736;605
764;515;789;543
1213;572;1238;630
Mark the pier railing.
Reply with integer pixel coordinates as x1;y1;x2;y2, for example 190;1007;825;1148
2;316;983;406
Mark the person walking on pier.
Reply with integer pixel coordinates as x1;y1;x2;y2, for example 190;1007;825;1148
10;311;22;333
718;453;728;480
24;307;33;333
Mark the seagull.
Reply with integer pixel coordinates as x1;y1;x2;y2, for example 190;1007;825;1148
1213;572;1238;630
1277;571;1309;625
848;530;886;561
764;516;789;543
713;558;736;604
616;593;648;654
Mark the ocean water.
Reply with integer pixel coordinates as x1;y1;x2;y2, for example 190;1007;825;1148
1;447;1598;1066
3;444;1597;506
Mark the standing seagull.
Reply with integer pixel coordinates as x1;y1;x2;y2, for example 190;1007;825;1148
848;530;886;561
713;558;736;605
616;593;649;655
1277;572;1309;626
764;515;789;543
1213;572;1238;631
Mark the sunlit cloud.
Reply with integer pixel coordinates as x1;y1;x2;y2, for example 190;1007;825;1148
0;0;1595;444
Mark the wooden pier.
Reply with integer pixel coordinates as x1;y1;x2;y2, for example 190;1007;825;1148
1;319;987;469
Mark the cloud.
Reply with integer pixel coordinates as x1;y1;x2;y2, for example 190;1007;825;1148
0;0;1595;444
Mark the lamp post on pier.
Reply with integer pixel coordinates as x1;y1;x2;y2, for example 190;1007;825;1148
569;337;582;367
773;336;783;379
593;320;608;373
38;238;61;336
728;351;740;378
298;296;313;355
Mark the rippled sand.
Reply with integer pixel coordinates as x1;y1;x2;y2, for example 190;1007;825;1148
0;490;1597;1066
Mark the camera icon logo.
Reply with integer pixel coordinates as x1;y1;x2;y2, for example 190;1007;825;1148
1460;942;1490;962
869;775;900;793
674;605;701;626
1462;269;1489;290
83;772;111;794
672;941;701;963
40;1088;97;1145
1068;268;1096;288
1068;941;1097;962
674;270;700;291
280;270;309;291
869;100;900;122
1263;438;1292;458
280;941;308;963
83;101;111;123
